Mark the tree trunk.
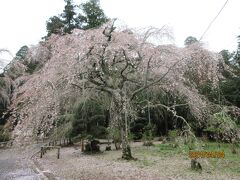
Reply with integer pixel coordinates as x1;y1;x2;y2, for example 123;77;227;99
110;90;133;160
121;127;133;160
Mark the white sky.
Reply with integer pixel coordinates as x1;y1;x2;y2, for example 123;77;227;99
0;0;239;61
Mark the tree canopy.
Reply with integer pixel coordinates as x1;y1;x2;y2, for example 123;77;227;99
46;0;108;37
184;36;198;46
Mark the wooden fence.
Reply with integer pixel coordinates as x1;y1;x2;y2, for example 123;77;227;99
38;138;72;159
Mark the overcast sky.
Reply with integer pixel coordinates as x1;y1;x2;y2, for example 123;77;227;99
0;0;239;61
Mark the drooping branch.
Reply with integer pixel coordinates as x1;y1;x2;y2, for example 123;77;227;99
130;58;183;101
143;102;197;141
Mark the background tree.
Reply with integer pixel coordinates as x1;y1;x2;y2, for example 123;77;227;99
219;36;240;107
15;45;29;60
46;0;108;37
184;36;198;46
78;0;109;30
61;0;77;33
46;16;64;36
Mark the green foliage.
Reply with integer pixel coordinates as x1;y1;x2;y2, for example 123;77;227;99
184;36;198;46
219;36;240;107
48;113;74;140
61;0;77;33
143;124;154;146
204;110;238;142
84;135;100;152
70;99;107;138
0;78;6;88
220;77;240;107
0;125;10;142
79;0;108;30
168;130;178;141
108;127;121;149
219;49;233;65
130;117;147;140
15;46;28;60
46;16;64;36
26;61;39;74
46;0;108;37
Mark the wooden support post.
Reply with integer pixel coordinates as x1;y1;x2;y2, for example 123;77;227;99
64;139;65;146
81;139;84;152
60;139;62;146
57;148;60;159
40;147;43;158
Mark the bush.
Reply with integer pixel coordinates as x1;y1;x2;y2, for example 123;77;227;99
110;128;121;150
204;110;239;142
143;124;154;146
130;122;145;140
26;61;39;74
84;136;100;153
168;130;178;141
89;125;107;139
0;125;10;142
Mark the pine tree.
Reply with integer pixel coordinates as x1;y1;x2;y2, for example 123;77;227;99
46;0;108;37
79;0;109;30
46;16;64;37
15;46;29;60
61;0;77;33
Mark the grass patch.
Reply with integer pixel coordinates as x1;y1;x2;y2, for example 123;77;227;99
130;140;240;175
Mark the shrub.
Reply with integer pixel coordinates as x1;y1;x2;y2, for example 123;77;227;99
0;125;10;142
84;135;100;153
168;130;178;141
110;128;121;150
143;124;154;146
26;61;39;74
89;125;107;139
130;121;145;140
204;110;239;142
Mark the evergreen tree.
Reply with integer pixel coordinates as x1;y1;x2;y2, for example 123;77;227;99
184;36;198;46
46;16;64;37
46;0;108;37
15;46;29;60
219;36;240;107
61;0;77;33
79;0;109;30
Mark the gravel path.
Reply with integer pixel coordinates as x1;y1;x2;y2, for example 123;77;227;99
0;145;46;180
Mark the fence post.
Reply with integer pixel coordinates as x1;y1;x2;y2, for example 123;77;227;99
57;148;60;159
40;147;43;158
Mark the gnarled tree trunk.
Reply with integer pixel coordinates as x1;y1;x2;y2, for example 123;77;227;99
110;90;133;160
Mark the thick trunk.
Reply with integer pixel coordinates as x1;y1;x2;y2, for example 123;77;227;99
110;90;133;160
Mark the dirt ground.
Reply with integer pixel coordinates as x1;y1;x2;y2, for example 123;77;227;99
33;142;240;180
